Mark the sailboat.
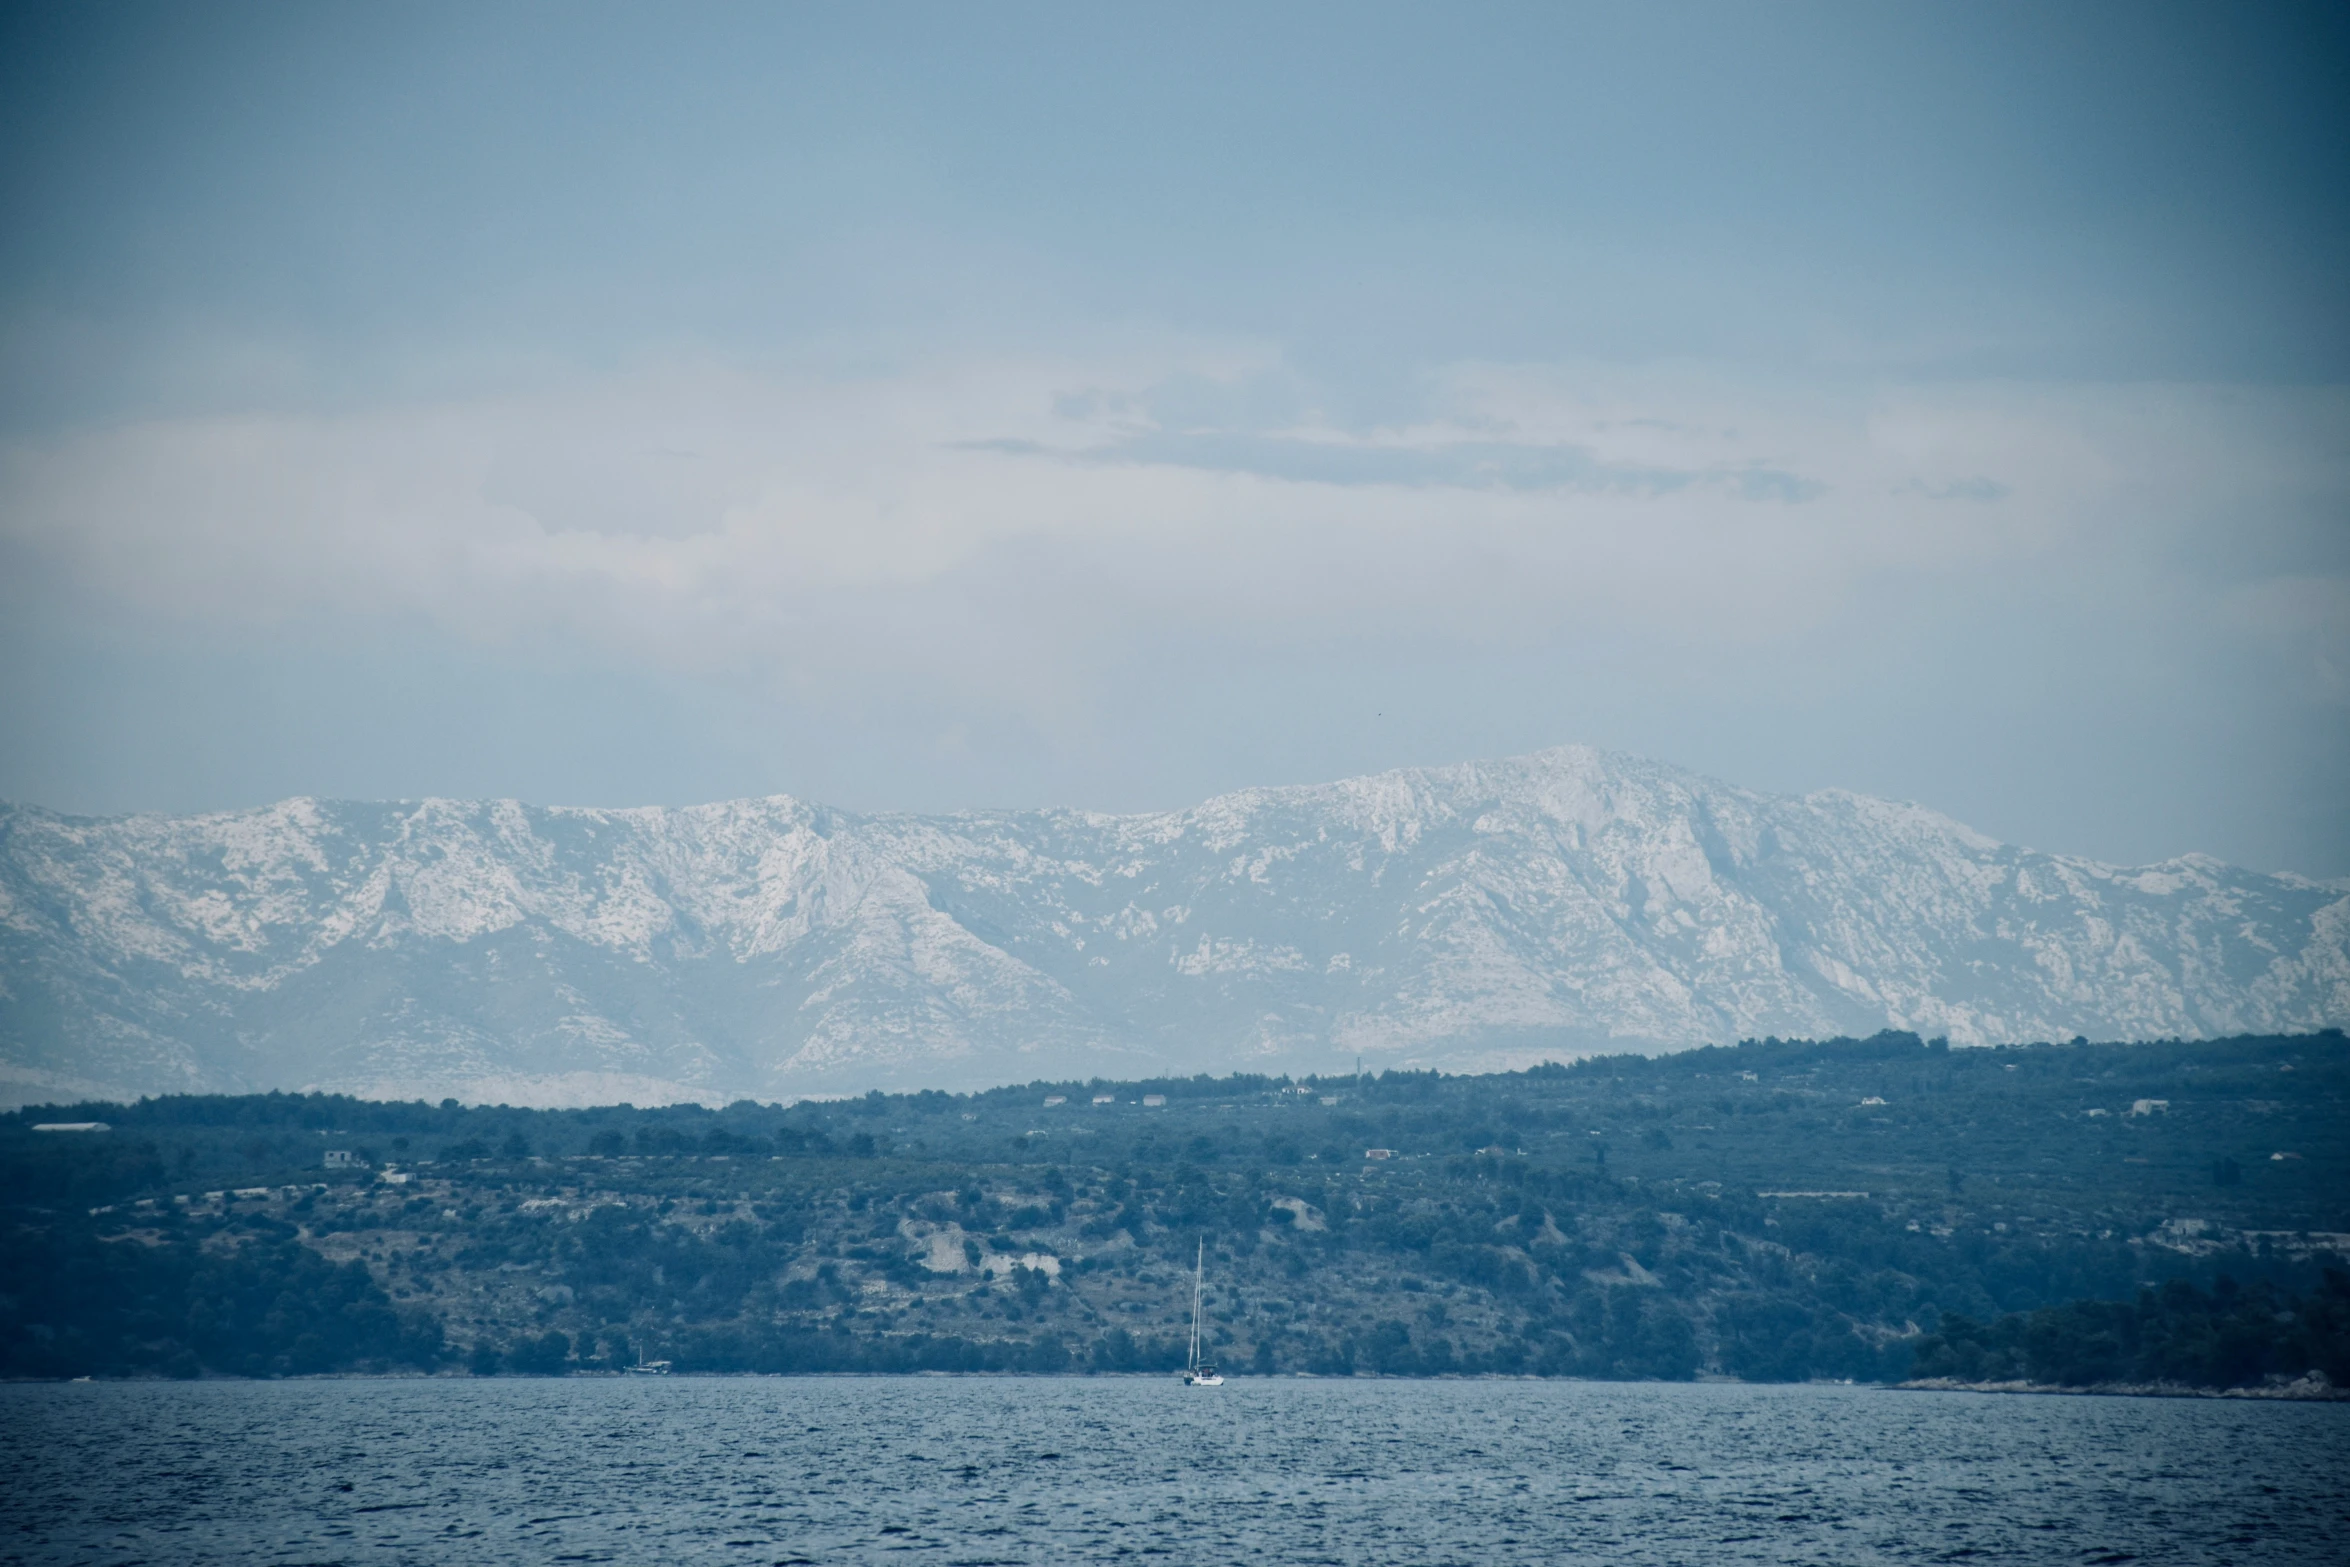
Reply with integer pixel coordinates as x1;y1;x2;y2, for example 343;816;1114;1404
1182;1239;1224;1386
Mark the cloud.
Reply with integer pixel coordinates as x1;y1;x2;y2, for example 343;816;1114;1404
956;427;1827;500
0;349;2340;735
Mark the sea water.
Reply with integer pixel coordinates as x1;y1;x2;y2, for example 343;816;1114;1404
1;1377;2343;1565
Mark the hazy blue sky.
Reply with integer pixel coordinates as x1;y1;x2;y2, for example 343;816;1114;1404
2;2;2345;873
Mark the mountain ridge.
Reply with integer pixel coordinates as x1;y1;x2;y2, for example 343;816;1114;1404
2;745;2344;1107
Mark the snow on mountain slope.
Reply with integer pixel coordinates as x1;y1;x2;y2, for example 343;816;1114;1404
1;746;2342;1106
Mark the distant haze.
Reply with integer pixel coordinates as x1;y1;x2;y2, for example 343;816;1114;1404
0;5;2344;876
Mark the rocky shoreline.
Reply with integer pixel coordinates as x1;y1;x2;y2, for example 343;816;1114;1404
1900;1372;2343;1401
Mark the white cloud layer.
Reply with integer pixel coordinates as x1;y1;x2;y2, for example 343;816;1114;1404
8;352;2342;735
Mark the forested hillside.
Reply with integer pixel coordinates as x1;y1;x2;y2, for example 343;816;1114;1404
1910;1276;2350;1392
4;1031;2343;1385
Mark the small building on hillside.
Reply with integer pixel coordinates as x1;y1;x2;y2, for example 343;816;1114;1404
1142;1094;1166;1107
31;1122;109;1134
323;1149;368;1169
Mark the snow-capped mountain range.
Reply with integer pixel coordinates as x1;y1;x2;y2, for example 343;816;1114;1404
1;746;2342;1108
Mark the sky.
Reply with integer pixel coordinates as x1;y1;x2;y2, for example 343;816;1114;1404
0;1;2345;875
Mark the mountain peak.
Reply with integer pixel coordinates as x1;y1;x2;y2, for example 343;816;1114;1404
2;748;2342;1107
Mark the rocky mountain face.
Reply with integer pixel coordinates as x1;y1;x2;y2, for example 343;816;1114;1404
1;747;2343;1107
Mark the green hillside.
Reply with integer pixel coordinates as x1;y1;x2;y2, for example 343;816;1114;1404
4;1030;2343;1385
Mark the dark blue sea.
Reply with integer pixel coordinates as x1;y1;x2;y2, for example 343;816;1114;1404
2;1377;2344;1565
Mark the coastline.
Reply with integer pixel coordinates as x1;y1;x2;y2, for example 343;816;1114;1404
1897;1373;2343;1402
12;1370;2345;1399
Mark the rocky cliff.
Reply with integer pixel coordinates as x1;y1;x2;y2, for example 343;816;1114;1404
3;746;2342;1105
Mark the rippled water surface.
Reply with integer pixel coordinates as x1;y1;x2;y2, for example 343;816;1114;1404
2;1378;2345;1565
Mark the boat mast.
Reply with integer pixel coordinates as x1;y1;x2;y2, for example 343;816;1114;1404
1189;1239;1205;1371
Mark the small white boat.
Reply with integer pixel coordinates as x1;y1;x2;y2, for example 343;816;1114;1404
1181;1240;1224;1386
626;1357;672;1375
